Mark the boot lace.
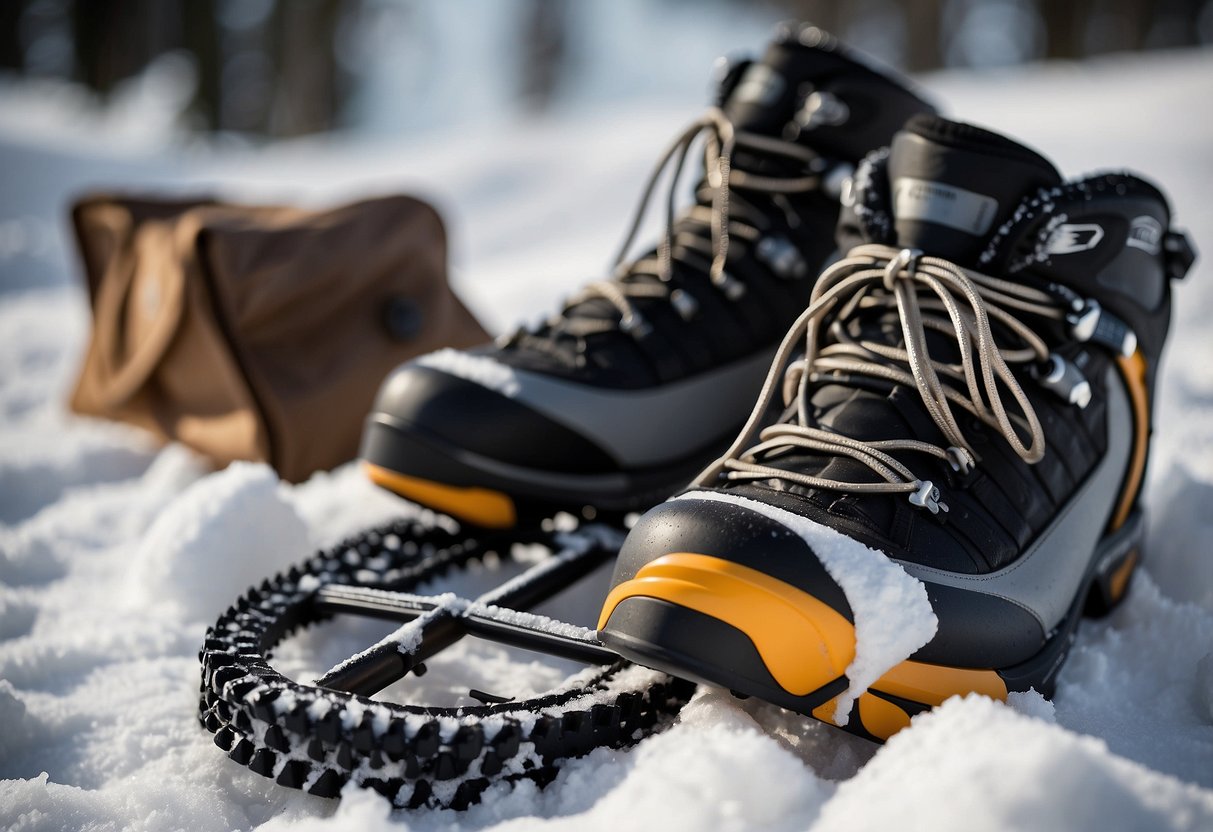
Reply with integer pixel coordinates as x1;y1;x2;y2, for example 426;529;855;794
695;243;1068;513
512;107;830;343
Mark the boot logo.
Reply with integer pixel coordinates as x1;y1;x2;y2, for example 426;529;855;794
1126;216;1163;255
1046;223;1104;255
892;177;998;235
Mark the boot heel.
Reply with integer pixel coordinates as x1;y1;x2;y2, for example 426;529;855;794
1085;508;1145;617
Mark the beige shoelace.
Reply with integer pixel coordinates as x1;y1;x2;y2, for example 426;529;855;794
560;106;827;337
695;243;1067;513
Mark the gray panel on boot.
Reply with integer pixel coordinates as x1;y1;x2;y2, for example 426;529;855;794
449;349;777;467
897;365;1133;633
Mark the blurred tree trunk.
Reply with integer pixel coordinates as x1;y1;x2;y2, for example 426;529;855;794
1108;0;1154;51
0;1;27;72
70;0;174;94
903;0;943;71
776;1;843;35
1042;0;1090;59
270;0;345;136
1145;0;1206;47
520;0;567;112
183;0;222;131
1082;0;1154;53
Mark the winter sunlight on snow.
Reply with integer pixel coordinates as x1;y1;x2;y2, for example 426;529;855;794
2;49;1213;832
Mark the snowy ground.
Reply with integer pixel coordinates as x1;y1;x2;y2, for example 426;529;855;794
3;48;1213;831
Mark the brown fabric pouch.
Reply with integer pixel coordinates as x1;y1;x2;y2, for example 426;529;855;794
69;193;489;482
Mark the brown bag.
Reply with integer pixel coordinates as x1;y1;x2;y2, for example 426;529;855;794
69;193;489;482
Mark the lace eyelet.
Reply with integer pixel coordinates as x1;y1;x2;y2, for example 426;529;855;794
1031;354;1092;409
620;312;652;339
670;289;699;322
713;271;747;301
946;446;975;475
756;236;809;280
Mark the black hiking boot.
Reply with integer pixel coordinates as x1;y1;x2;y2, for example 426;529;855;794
598;114;1197;739
360;23;935;528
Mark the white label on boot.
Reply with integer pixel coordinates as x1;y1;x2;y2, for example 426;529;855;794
1046;223;1105;255
893;176;999;236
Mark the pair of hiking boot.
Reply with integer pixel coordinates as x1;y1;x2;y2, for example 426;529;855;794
360;23;1196;740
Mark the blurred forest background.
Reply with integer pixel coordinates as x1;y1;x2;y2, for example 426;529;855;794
1;0;1211;140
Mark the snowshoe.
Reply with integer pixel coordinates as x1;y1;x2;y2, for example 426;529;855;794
198;515;693;810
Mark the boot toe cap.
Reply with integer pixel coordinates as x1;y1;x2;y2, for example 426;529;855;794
599;493;857;702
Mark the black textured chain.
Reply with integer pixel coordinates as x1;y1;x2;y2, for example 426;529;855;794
197;516;694;810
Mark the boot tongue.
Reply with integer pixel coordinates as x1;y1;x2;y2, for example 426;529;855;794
721;23;933;161
723;27;852;134
886;114;1062;266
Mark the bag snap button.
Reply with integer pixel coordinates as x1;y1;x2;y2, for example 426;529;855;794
383;297;423;340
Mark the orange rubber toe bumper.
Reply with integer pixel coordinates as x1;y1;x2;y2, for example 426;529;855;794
599;551;1007;741
600;553;855;696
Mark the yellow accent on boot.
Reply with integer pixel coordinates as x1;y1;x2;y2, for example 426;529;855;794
857;693;912;739
869;660;1007;708
1108;547;1140;603
851;660;1007;740
820;663;1007;740
363;462;516;529
598;552;855;697
812;695;840;725
1111;351;1150;532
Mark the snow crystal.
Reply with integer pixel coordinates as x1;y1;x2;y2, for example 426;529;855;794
465;602;597;642
849;147;893;242
0;680;39;761
1006;688;1057;722
416;349;521;397
813;695;1213;832
0;590;36;640
674;490;937;726
1197;654;1213;724
496;687;828;830
320;592;465;681
1146;460;1213;612
1050;572;1213;787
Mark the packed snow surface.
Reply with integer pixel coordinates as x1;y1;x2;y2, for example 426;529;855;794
3;49;1213;831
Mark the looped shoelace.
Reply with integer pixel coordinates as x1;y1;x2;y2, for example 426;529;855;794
695;243;1068;512
540;106;826;339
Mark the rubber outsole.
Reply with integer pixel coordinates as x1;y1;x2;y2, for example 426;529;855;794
598;509;1144;741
